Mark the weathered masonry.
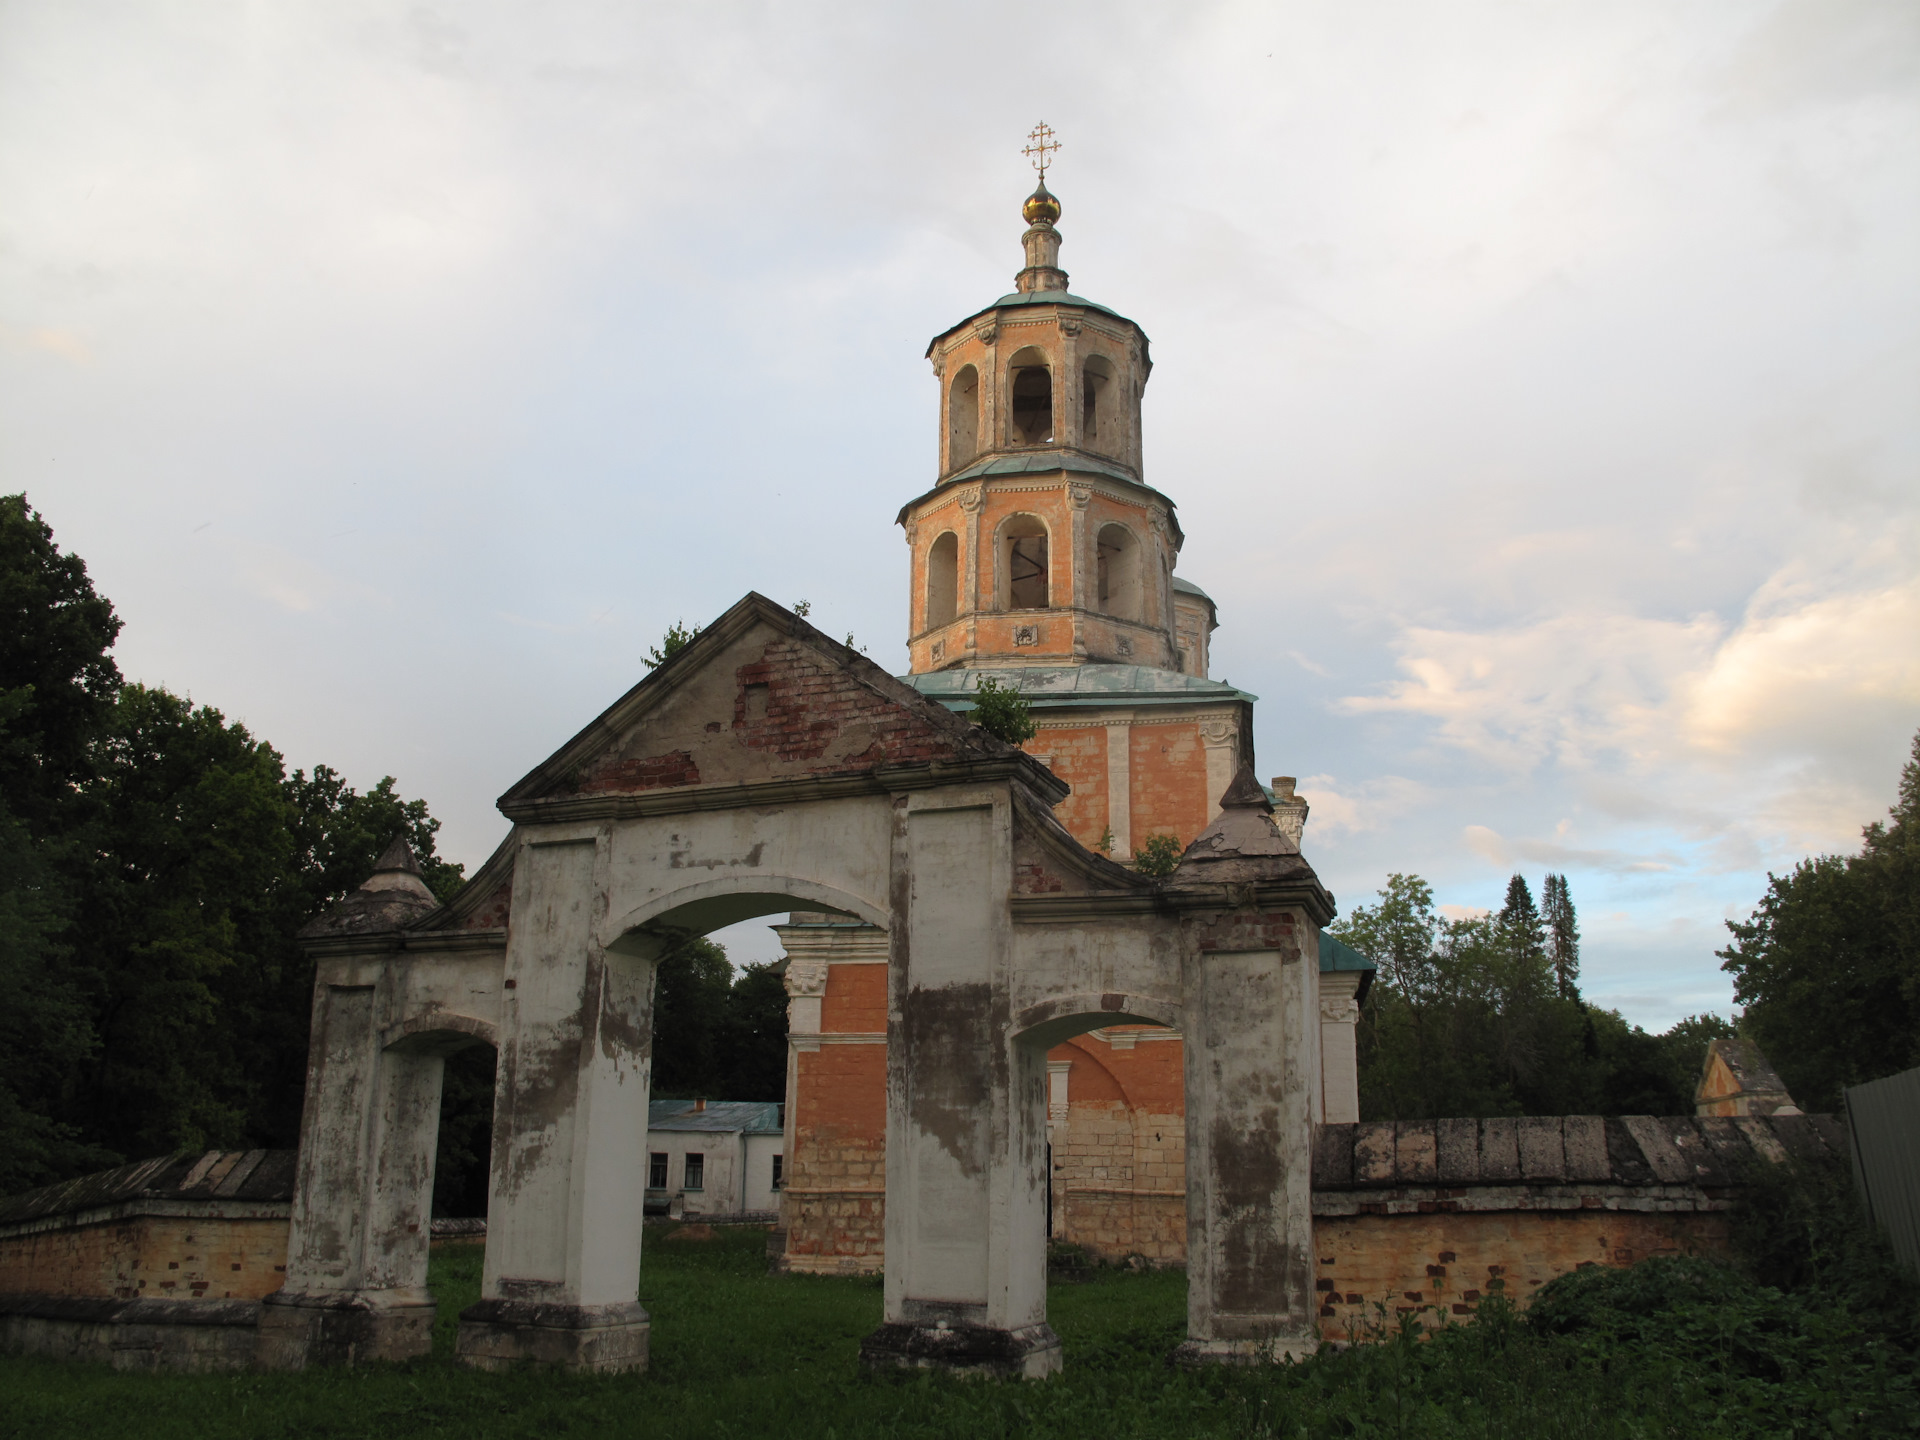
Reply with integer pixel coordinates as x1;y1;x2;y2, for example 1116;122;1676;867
262;594;1340;1376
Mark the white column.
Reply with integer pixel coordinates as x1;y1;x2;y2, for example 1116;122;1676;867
1319;971;1363;1125
1105;722;1132;857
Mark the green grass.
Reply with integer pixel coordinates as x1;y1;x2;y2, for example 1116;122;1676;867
2;1229;1914;1439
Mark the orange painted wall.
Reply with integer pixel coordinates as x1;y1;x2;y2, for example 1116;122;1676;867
1030;725;1109;848
1130;722;1209;846
820;964;887;1033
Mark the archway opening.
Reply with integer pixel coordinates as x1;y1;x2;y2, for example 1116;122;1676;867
1009;351;1053;445
1096;523;1142;623
926;530;959;629
1001;513;1050;611
948;365;979;469
1015;1005;1187;1278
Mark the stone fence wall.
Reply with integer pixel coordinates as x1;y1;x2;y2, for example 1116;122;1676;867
1309;1113;1846;1340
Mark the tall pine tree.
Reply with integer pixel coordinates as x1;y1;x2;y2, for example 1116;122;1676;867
1542;873;1581;999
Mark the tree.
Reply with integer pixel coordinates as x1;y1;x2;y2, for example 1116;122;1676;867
1131;833;1183;877
1542;872;1580;999
0;494;123;833
1720;729;1920;1110
968;674;1036;746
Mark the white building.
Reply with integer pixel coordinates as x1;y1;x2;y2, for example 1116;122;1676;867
644;1100;784;1220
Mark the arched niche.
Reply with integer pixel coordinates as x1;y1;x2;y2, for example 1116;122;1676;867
948;365;979;470
1081;355;1115;451
1008;347;1052;446
1096;522;1142;623
998;512;1051;611
926;530;959;630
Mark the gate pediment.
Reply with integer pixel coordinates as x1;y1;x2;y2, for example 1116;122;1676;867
498;594;1064;821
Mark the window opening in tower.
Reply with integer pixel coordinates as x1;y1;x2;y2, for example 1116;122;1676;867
1009;535;1049;609
1011;365;1053;445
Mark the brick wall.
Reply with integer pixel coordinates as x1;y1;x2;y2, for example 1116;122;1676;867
781;1040;887;1274
0;1209;289;1302
1312;1209;1727;1340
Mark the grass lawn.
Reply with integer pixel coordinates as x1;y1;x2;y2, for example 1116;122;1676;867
1;1226;1911;1439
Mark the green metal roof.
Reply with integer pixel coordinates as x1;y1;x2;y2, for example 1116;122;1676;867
943;451;1141;487
925;289;1145;355
1320;932;1376;1004
1171;576;1213;602
905;664;1256;710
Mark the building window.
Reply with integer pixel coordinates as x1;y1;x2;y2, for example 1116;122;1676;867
948;365;979;469
649;1152;668;1189
771;1155;784;1191
926;530;959;629
1096;523;1142;622
1000;514;1050;610
684;1153;704;1191
1009;348;1052;445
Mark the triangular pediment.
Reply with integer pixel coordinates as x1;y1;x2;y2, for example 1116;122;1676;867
499;593;1063;817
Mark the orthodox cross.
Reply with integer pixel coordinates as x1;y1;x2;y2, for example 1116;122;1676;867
1022;122;1061;180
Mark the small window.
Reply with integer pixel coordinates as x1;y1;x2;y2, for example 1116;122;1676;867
771;1155;784;1191
684;1153;705;1191
926;531;959;629
648;1152;668;1189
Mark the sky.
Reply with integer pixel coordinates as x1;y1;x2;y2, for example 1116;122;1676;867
3;0;1916;1028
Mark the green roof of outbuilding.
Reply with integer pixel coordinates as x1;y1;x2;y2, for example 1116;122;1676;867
1321;932;1376;1004
905;664;1256;710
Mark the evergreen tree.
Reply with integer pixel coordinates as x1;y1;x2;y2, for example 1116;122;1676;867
1542;872;1581;1000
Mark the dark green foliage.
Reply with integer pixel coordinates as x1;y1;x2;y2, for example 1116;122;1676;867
644;620;702;670
649;939;790;1104
968;673;1037;746
1720;728;1920;1110
431;1045;497;1219
1131;832;1183;877
0;494;122;832
0;497;467;1188
5;1227;1914;1438
1335;873;1719;1118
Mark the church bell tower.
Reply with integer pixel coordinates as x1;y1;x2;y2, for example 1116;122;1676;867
897;126;1186;675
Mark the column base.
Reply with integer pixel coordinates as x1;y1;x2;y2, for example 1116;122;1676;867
1172;1332;1319;1367
859;1321;1062;1379
455;1299;649;1373
254;1288;437;1370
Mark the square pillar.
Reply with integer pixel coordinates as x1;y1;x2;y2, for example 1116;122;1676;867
455;835;653;1373
860;798;1060;1379
1176;915;1319;1364
257;976;442;1368
1319;970;1364;1126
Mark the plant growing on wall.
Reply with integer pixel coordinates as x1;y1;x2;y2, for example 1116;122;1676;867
1131;833;1183;877
969;674;1036;746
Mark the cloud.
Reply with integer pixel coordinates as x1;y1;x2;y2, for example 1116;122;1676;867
1297;773;1427;840
1463;823;1679;875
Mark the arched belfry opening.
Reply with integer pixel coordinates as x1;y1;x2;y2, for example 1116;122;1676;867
948;365;979;470
1096;523;1142;623
1082;355;1114;449
926;530;959;630
1009;348;1052;445
1001;514;1050;610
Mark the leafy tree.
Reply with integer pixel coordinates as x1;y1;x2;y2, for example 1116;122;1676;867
0;494;123;832
1131;833;1184;877
650;937;737;1099
1336;871;1715;1119
1721;728;1920;1109
645;620;702;670
719;962;791;1102
968;674;1037;746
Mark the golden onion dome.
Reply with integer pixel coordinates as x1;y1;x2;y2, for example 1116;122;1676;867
1022;180;1061;226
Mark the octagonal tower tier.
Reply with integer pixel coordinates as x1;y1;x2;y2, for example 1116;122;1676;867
898;181;1187;674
